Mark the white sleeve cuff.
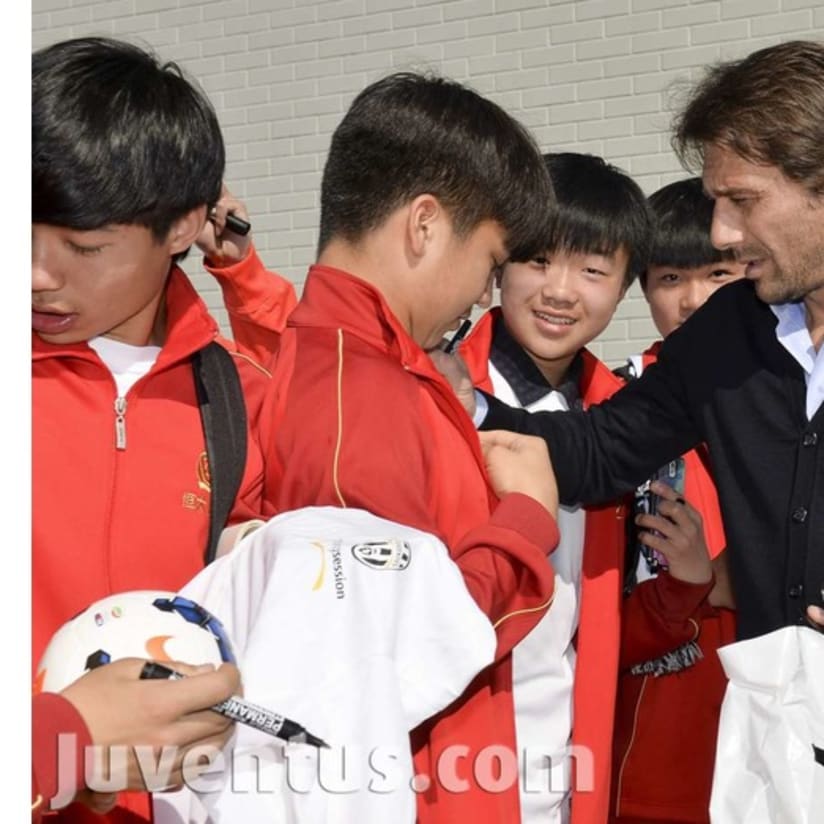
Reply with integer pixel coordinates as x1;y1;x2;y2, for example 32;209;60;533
472;390;489;429
215;519;266;558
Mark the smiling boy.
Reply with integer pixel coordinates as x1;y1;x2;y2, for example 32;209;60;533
455;152;655;824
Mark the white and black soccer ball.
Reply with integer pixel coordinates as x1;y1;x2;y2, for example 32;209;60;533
36;590;236;693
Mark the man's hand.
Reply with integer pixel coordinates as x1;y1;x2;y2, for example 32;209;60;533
807;605;824;630
429;348;477;418
196;184;252;265
478;429;558;517
61;657;240;794
636;481;713;586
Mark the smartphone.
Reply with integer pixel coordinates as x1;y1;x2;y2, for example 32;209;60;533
650;457;686;518
632;457;686;576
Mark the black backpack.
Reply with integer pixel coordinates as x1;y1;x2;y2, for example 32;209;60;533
192;343;248;565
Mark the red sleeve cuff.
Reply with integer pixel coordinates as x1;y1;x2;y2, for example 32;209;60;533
651;570;715;623
633;571;715;625
202;242;254;278
491;492;560;555
32;692;93;811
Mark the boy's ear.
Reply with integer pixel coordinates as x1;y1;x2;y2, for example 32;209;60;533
167;205;208;256
406;194;442;258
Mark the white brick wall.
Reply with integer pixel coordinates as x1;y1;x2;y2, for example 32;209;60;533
32;0;823;365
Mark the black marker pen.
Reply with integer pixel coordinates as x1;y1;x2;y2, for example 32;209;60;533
444;319;472;354
224;213;251;236
209;209;251;237
139;661;329;748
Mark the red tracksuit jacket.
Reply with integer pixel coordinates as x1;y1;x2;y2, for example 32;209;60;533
258;265;559;824
32;252;284;823
610;343;737;824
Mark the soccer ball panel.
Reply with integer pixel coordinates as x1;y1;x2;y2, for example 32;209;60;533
35;590;235;693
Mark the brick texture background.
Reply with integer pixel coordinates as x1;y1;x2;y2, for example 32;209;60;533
32;0;823;365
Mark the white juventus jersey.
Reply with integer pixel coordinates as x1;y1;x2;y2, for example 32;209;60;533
154;506;496;824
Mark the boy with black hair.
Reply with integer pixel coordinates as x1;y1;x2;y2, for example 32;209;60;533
32;36;294;821
451;153;717;823
611;177;744;824
625;176;746;365
257;71;561;824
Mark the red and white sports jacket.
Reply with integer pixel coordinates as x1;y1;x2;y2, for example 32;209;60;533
462;311;719;824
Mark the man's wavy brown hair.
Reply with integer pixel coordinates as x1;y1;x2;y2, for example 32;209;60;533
673;40;824;196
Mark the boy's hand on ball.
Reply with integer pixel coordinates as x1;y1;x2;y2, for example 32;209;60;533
61;657;241;792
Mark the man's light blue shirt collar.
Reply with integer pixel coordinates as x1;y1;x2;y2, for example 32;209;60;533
770;302;824;420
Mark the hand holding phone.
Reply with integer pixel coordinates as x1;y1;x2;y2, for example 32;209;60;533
634;459;713;586
632;458;685;574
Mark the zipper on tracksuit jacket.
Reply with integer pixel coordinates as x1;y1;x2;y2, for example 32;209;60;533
114;396;127;450
614;675;648;818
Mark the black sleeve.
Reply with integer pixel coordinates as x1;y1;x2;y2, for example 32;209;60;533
481;334;703;507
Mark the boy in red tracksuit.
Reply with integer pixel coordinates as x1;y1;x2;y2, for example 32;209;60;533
32;37;295;823
257;72;562;824
610;177;745;824
454;154;721;824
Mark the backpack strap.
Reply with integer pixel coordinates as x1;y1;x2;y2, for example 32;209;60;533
192;342;248;565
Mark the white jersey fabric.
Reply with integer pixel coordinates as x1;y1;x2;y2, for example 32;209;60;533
87;336;161;398
154;506;496;824
489;362;585;824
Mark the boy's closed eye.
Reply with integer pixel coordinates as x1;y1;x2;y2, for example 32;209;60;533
67;240;104;256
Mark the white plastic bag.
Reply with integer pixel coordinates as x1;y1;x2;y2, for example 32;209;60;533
710;625;824;823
